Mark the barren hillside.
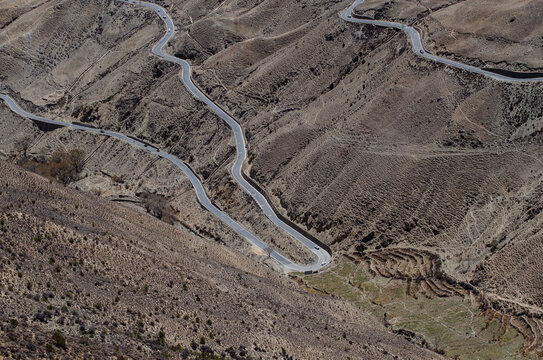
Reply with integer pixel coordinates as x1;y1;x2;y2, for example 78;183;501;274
0;159;438;359
354;0;543;71
2;0;543;357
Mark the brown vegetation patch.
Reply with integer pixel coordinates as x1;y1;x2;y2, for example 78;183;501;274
19;149;85;185
137;190;177;225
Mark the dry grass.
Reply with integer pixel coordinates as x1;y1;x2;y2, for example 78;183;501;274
2;0;543;348
19;149;85;184
0;159;439;359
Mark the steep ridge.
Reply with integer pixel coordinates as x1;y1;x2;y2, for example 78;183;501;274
0;0;332;272
0;91;328;272
344;0;543;81
2;0;543;356
352;0;543;72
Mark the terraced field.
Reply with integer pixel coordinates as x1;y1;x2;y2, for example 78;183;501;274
300;251;543;359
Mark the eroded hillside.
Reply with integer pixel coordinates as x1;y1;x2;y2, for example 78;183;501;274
0;160;440;359
2;0;543;357
354;0;543;71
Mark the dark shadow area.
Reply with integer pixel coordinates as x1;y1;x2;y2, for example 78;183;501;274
32;120;63;133
484;68;543;79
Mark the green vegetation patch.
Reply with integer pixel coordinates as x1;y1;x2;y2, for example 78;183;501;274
303;258;531;360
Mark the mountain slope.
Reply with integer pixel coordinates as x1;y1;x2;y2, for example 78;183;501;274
0;159;438;359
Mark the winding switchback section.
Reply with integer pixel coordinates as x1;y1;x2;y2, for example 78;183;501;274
118;0;331;270
0;0;331;272
0;93;329;272
3;0;538;272
342;0;543;83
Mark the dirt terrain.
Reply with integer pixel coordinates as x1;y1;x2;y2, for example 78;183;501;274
352;248;543;356
301;255;533;359
0;159;440;359
2;0;543;357
354;0;543;71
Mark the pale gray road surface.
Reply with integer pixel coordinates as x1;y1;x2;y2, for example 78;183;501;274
3;0;536;272
0;93;329;272
120;0;331;270
342;0;543;83
0;0;331;272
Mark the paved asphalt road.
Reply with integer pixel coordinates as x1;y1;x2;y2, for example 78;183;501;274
2;0;540;272
341;0;543;83
0;0;331;273
119;0;331;271
0;92;329;272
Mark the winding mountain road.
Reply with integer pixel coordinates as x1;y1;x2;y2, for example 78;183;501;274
2;0;542;272
0;0;332;273
342;0;543;82
0;92;329;272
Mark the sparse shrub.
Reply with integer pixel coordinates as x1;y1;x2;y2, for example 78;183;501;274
158;330;166;346
139;191;176;224
52;330;66;349
111;175;124;184
170;344;183;352
487;240;499;252
20;149;85;184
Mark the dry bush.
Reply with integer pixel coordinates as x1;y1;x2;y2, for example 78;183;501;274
139;191;177;225
20;149;85;184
